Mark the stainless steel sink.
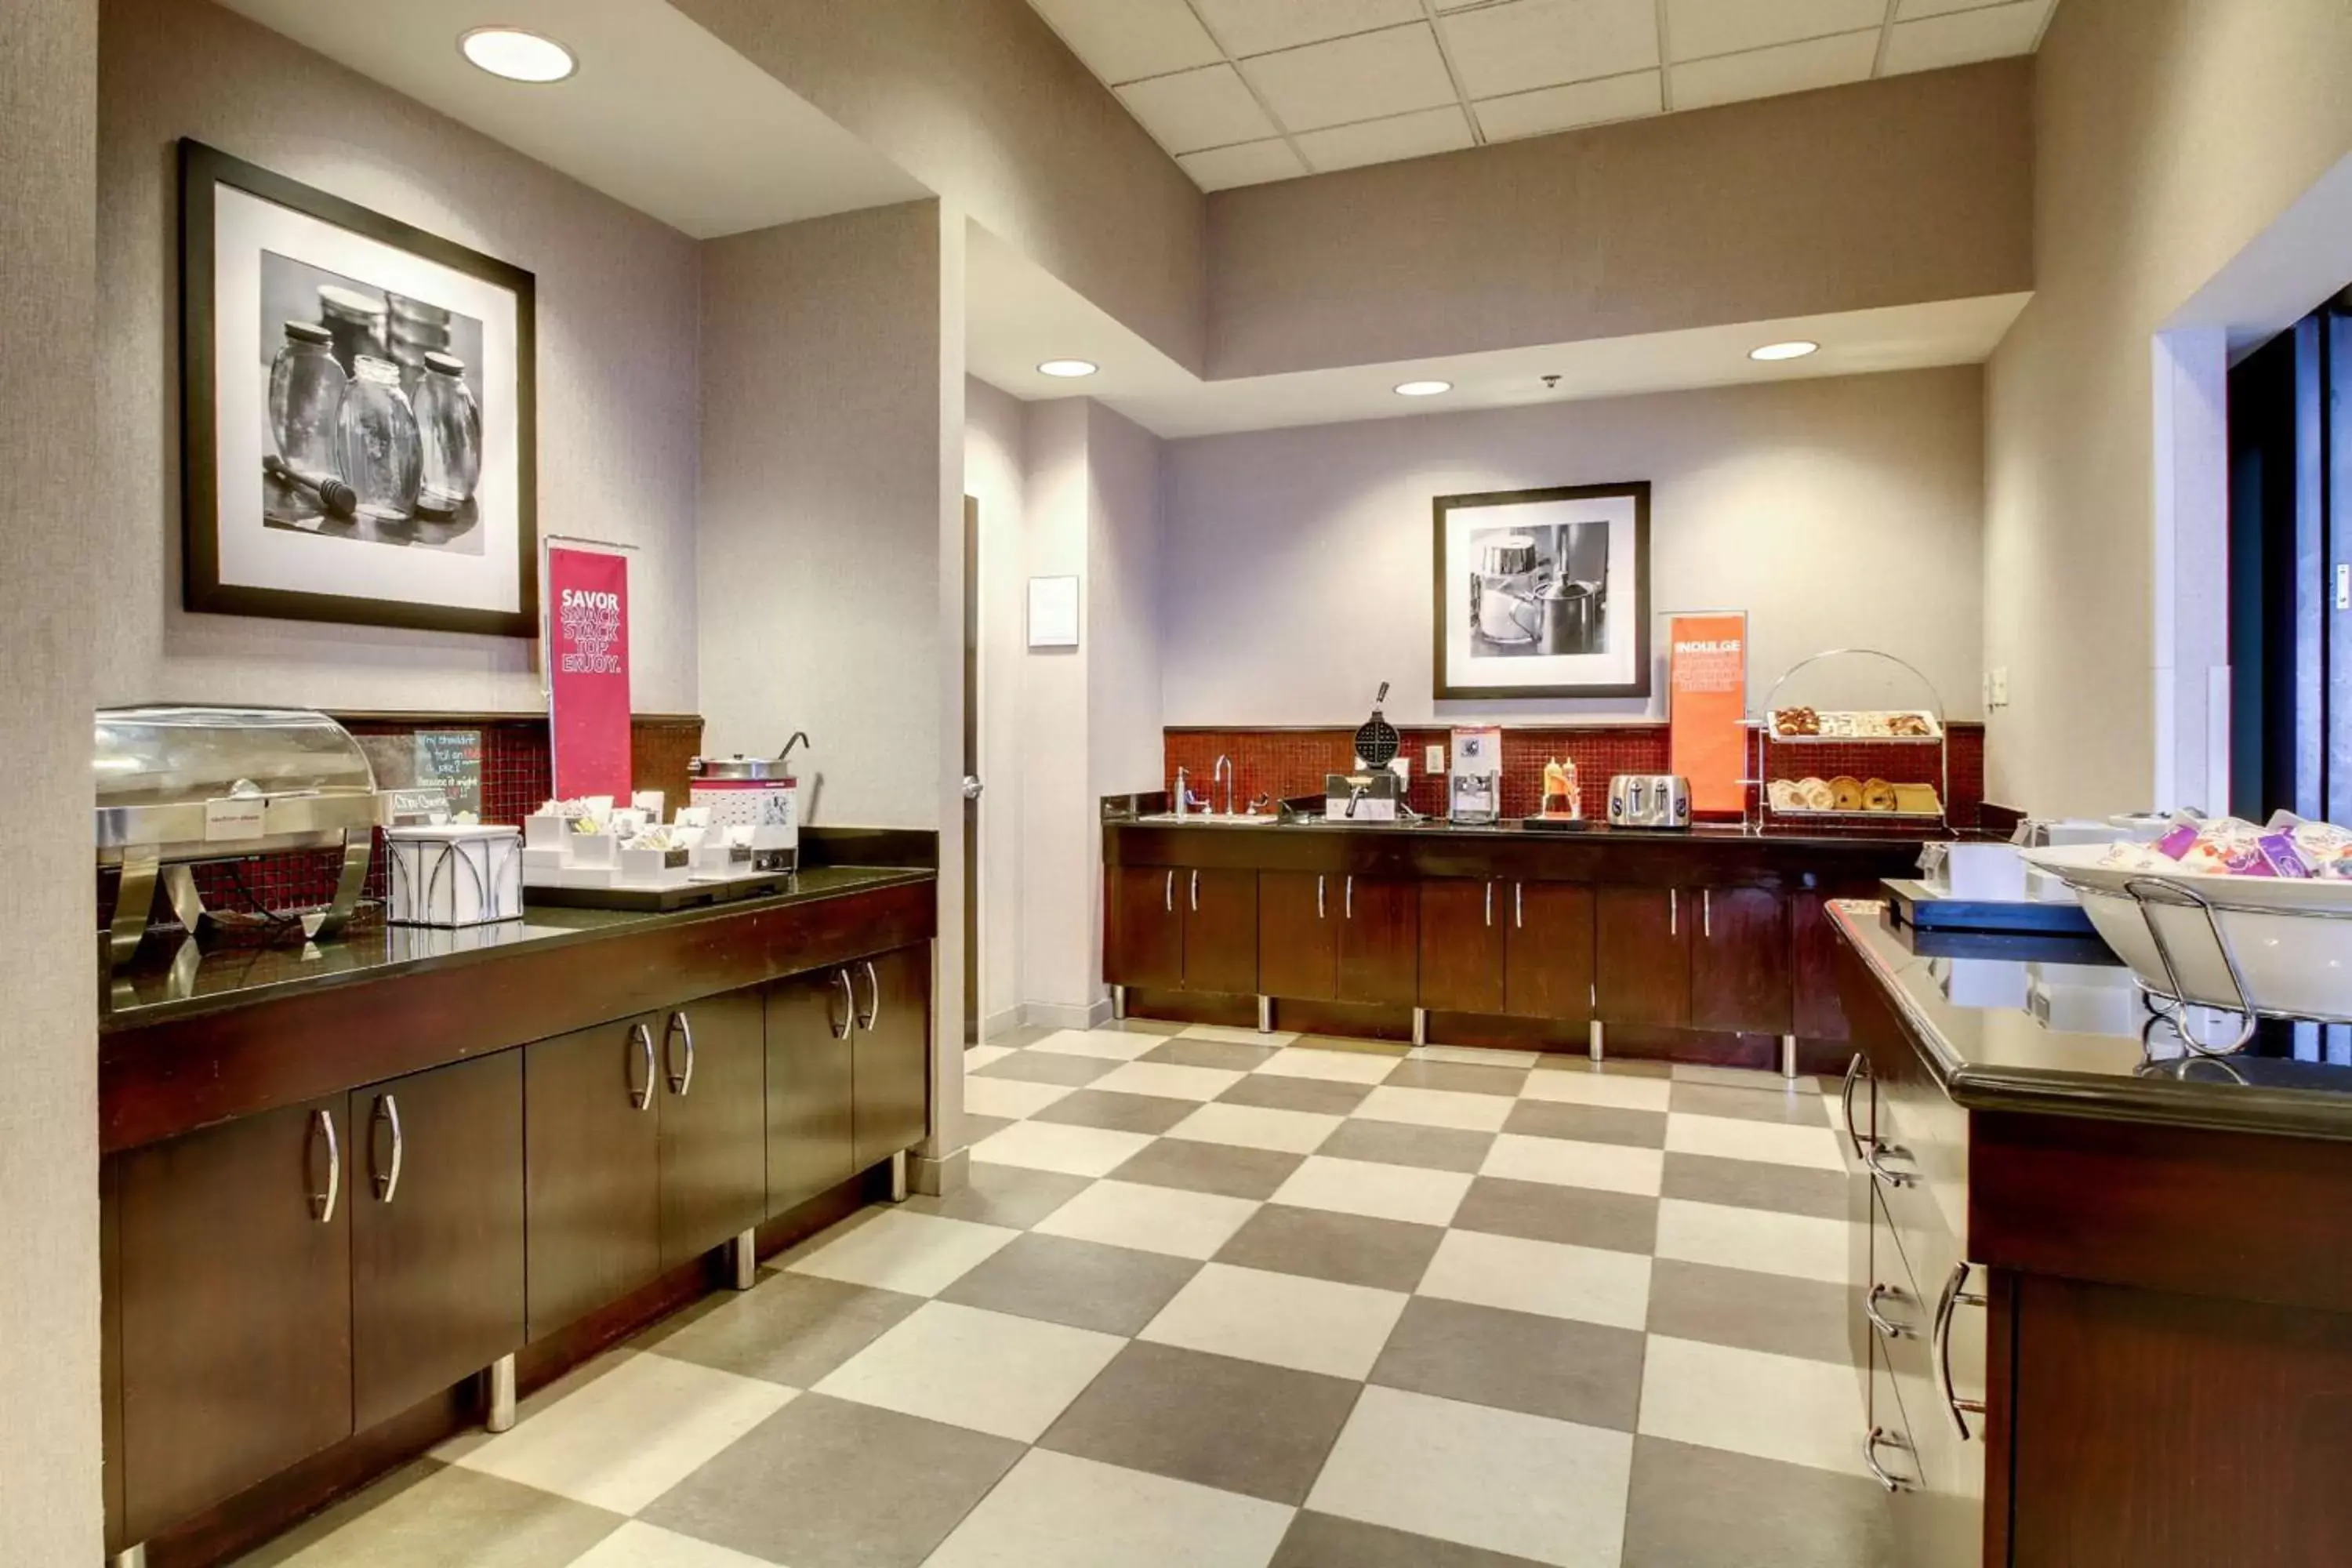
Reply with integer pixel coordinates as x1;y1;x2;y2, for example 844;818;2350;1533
1134;813;1283;827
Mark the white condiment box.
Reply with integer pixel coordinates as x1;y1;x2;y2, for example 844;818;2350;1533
385;826;524;927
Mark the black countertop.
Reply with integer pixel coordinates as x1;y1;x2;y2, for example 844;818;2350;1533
102;866;935;1032
1106;811;1958;853
1830;898;2352;1142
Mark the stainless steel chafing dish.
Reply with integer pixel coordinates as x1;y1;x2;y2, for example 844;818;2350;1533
97;705;387;962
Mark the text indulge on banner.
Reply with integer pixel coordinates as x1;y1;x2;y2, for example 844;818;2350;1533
1668;612;1748;817
547;546;632;800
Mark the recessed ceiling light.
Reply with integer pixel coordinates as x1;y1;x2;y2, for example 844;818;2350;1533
460;27;576;83
1037;358;1098;378
1394;379;1452;397
1749;340;1820;362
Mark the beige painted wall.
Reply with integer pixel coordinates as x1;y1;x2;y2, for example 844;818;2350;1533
1085;404;1169;801
1985;0;2352;815
1163;369;1986;728
94;0;702;713
0;0;103;1556
1208;61;2033;379
675;0;1207;374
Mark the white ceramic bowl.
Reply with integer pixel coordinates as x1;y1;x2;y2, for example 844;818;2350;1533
2020;845;2352;1020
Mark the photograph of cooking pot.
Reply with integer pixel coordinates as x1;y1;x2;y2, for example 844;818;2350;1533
1465;521;1609;658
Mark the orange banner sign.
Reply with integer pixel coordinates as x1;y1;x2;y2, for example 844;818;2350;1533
1668;613;1748;817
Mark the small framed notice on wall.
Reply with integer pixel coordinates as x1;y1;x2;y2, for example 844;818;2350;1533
1029;575;1080;648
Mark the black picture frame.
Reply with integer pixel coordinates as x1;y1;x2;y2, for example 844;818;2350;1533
179;138;539;637
1432;481;1653;701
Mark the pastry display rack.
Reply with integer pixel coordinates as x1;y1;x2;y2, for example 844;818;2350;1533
1744;648;1949;832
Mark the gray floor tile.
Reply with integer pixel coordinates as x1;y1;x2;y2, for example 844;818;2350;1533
902;1162;1095;1229
1107;1015;1190;1035
1038;1341;1363;1505
1029;1087;1199;1135
957;1112;1015;1146
1668;1081;1835;1127
982;1025;1055;1050
1530;1054;1670;1077
1381;1059;1528;1097
1216;1203;1445;1292
975;1051;1120;1087
238;1461;621;1567
639;1273;922;1388
1503;1099;1668;1148
1315;1118;1494;1174
1370;1296;1646;1430
1621;1436;1894;1568
1450;1175;1658;1255
938;1232;1202;1335
1645;1258;1853;1364
1107;1136;1306;1200
1660;1151;1848;1220
1143;1036;1282;1071
638;1393;1022;1568
1270;1510;1552;1567
1220;1072;1377;1116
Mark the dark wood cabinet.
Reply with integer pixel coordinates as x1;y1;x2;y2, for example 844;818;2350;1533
1259;870;1338;1001
1336;874;1417;1007
1181;867;1260;995
349;1052;524;1432
765;969;857;1216
524;1017;662;1340
1109;864;1185;989
1419;878;1505;1014
658;989;769;1270
1791;891;1860;1040
852;945;931;1170
1690;885;1792;1035
1595;884;1690;1027
115;1097;353;1544
1505;881;1595;1022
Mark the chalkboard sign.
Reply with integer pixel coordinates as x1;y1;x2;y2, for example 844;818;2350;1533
415;729;483;818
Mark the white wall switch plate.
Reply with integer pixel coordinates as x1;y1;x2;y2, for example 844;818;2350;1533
1425;743;1446;773
1991;667;2011;707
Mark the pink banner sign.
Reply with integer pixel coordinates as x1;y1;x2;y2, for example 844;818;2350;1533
546;546;632;800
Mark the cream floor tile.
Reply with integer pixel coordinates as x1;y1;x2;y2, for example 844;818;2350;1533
1090;1059;1249;1102
1167;1101;1344;1155
1638;1334;1866;1475
1481;1133;1664;1196
564;1521;779;1566
1519;1066;1675;1113
1664;1112;1845;1171
1410;1044;1543;1069
1307;1385;1632;1568
813;1300;1124;1443
924;1448;1295;1568
963;1074;1074;1121
1029;1028;1163;1062
1356;1085;1515;1133
1032;1178;1261;1261
430;1349;636;1465
971;1119;1157;1178
1182;1022;1299;1047
961;1044;1016;1072
1253;1047;1402;1086
450;1352;793;1515
1672;1062;1821;1094
782;1209;1018;1298
1270;1155;1471;1229
1141;1261;1410;1380
1417;1229;1651;1330
1653;1198;1853;1287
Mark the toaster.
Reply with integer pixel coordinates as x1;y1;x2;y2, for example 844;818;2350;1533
1607;775;1693;829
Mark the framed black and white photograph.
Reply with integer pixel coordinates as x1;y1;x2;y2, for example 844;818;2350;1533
180;139;537;636
1432;482;1651;700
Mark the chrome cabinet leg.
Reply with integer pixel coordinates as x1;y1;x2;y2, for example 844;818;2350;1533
1258;995;1274;1033
888;1149;909;1203
111;1544;147;1568
1589;1019;1606;1063
1411;1007;1428;1047
485;1354;517;1434
1781;1034;1799;1080
730;1229;758;1290
1112;985;1127;1022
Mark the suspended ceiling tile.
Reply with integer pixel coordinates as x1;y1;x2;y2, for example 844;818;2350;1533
1180;137;1311;191
1883;1;2053;74
1475;70;1663;142
1243;24;1457;133
1439;0;1663;103
1296;105;1478;173
1026;0;1225;85
1116;64;1279;154
1192;0;1428;60
1670;29;1880;111
1896;0;2027;18
1666;0;1889;63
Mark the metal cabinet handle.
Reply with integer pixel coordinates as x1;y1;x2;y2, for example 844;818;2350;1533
665;1010;696;1096
1863;1140;1919;1189
629;1022;655;1110
1515;882;1523;929
1316;874;1326;920
1934;1261;1989;1438
1484;881;1494;927
311;1108;340;1224
1864;1283;1915;1339
1669;889;1679;937
1863;1428;1916;1494
1703;888;1712;938
1164;869;1174;913
1839;1053;1870;1162
1190;869;1200;913
858;959;880;1032
830;968;855;1039
1345;875;1355;920
370;1093;404;1203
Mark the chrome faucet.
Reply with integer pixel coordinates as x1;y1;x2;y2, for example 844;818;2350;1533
1214;755;1234;817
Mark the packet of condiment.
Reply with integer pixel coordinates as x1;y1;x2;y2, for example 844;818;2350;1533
2258;832;2313;877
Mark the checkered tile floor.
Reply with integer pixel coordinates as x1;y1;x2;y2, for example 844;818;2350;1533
245;1024;1896;1568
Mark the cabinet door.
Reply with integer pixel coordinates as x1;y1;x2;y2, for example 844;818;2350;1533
525;1018;662;1340
1259;871;1338;1002
1790;891;1856;1040
1336;875;1419;1007
1181;867;1261;995
116;1097;353;1544
853;945;932;1170
1419;878;1506;1014
1690;886;1792;1035
350;1052;525;1432
1505;881;1595;1022
1109;865;1184;989
1595;885;1691;1028
767;970;856;1214
659;989;769;1270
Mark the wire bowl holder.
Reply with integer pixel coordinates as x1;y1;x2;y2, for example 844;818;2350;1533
2119;875;2352;1055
